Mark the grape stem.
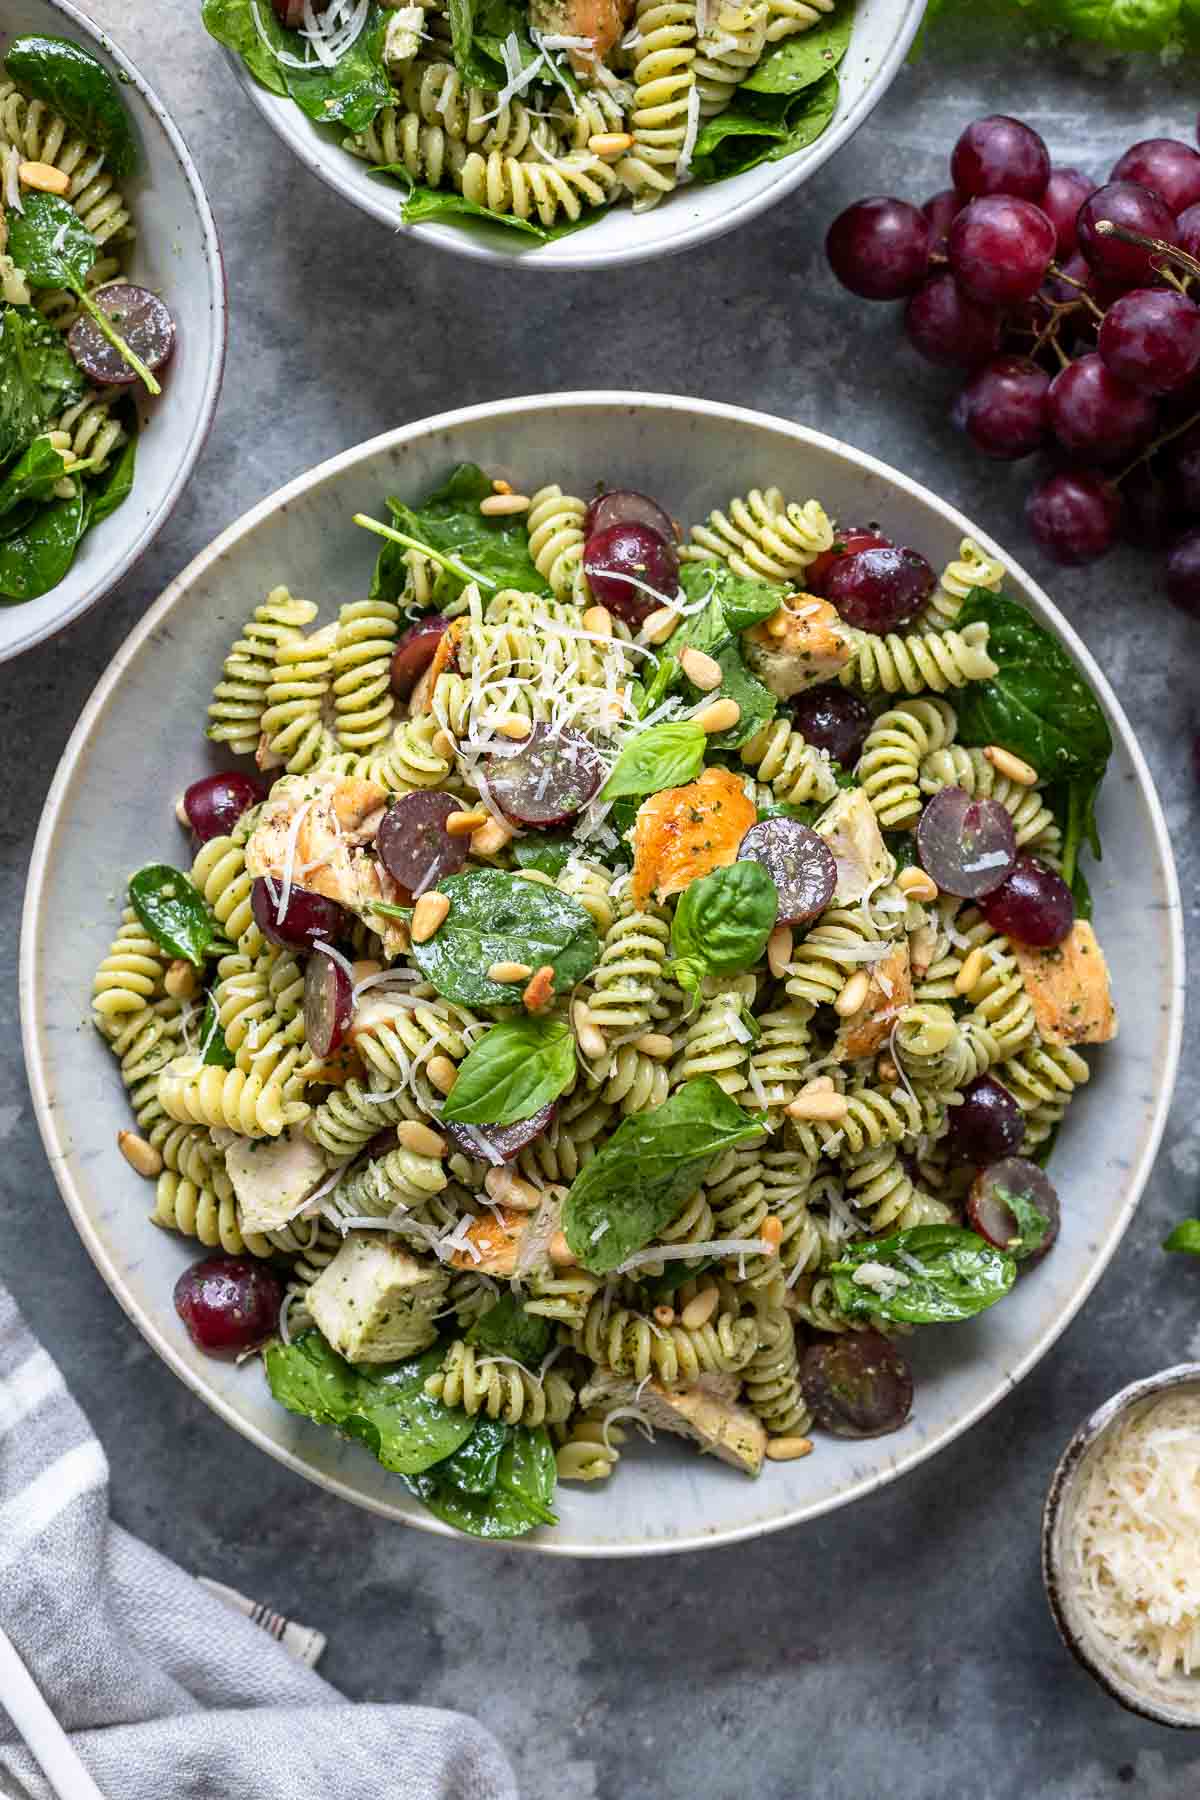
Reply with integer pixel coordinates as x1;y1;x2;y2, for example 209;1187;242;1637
1046;260;1104;319
1092;219;1200;285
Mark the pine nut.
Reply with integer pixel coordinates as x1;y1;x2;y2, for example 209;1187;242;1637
679;646;723;691
876;1055;900;1086
984;744;1038;786
835;970;870;1017
18;160;70;195
633;1033;674;1060
760;1216;784;1252
897;865;938;903
695;697;741;734
653;1304;676;1327
352;958;383;984
523;964;556;1011
396;1120;447;1158
493;713;532;739
411;890;450;943
446;807;488;836
642;607;679;646
432;728;457;760
479;492;530;516
582;605;613;639
470;816;513;857
767;924;793;979
485;1166;541;1210
765;1435;814;1462
802;1074;835;1093
573;1001;608;1062
174;794;190;827
589;131;635;155
549;1230;577;1267
487;960;533;983
164;959;197;1000
766;611;790;639
491;477;513;495
786;1091;849;1123
954;945;988;997
680;1286;719;1329
426;1054;458;1094
118;1130;163;1178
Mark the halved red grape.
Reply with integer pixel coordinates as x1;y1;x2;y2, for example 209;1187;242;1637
583;521;679;626
1111;139;1200;217
174;1254;283;1357
584;489;675;544
954;356;1050;460
916;786;1016;898
825;198;931;300
944;1075;1025;1165
1167;529;1200;618
67;283;175;387
803;527;891;595
1098;289;1200;396
824;546;935;633
948;197;1057;305
737;818;836;926
1026;470;1121;566
376;791;468;893
444;1102;556;1164
1047;353;1158;460
788;684;872;765
251;876;346;950
968;1157;1060;1266
1077;182;1178;288
800;1332;913;1438
979;852;1074;946
951;114;1050;202
1040;167;1096;256
391;614;449;698
272;0;306;20
921;188;963;251
485;724;604;826
184;772;268;842
903;274;1004;370
304;948;353;1059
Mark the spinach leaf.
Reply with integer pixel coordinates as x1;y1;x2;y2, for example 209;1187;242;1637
513;830;576;879
406;1425;558;1537
87;429;137;529
0;306;85;464
691;71;840;184
668;861;778;1000
0;435;69;521
689;642;776;752
740;2;856;92
441;1014;575;1125
466;1293;553;1365
1163;1220;1200;1255
201;0;392;131
446;0;540;84
364;462;549;604
199;994;235;1068
563;1077;765;1273
1001;1186;1052;1260
677;560;782;636
0;486;85;601
599;720;706;801
5;35;138;179
265;1332;473;1475
399;182;550;240
200;0;288;93
128;863;214;966
411;868;598;1008
434;1417;509;1494
830;1225;1017;1324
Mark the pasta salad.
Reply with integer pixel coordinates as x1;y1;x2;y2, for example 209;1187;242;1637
92;466;1118;1540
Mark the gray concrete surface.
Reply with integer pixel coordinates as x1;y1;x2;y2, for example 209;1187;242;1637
3;7;1199;1796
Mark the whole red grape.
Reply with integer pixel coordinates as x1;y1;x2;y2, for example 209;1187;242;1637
825;198;931;300
1039;168;1096;257
921;189;962;251
950;115;1050;202
1047;353;1158;460
1111;139;1200;217
1098;288;1200;395
904;274;1003;369
1077;182;1178;287
954;356;1050;460
1176;201;1200;264
1164;421;1200;518
948;197;1057;305
1026;470;1121;565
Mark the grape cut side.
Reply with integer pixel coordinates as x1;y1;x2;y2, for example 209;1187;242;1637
915;786;1016;898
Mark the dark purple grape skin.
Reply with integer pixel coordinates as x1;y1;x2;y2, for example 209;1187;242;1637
921;188;962;251
485;724;604;827
737;818;836;926
304;951;353;1060
67;283;175;386
979;853;1074;947
1111;139;1200;217
904;274;1004;370
1040;168;1096;256
444;1103;556;1164
916;787;1017;899
968;1158;1060;1266
272;0;305;21
583;521;678;626
950;114;1050;203
1098;289;1200;396
804;527;891;595
948;196;1057;305
391;615;448;698
376;791;468;893
824;197;931;300
183;772;268;842
945;1075;1025;1166
954;356;1050;460
1166;529;1200;618
800;1332;914;1439
584;490;676;544
1164;422;1200;519
1047;353;1158;460
1077;182;1178;288
1177;201;1200;265
788;683;873;766
1026;470;1121;566
251;876;346;950
174;1255;283;1357
824;546;935;634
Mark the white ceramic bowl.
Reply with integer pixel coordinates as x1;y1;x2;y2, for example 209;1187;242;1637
218;0;926;270
0;0;226;663
21;393;1184;1556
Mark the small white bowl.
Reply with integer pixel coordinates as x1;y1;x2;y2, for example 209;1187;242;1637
1043;1366;1200;1728
0;0;226;663
218;0;926;270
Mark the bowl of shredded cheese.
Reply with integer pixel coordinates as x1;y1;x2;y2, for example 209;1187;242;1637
1044;1366;1200;1726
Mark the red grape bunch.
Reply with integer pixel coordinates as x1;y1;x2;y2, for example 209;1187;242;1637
825;116;1200;615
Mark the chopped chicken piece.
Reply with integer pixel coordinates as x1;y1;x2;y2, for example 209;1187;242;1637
530;0;634;70
1011;921;1117;1046
307;1234;447;1363
449;1207;529;1277
836;940;912;1060
631;765;756;905
742;596;855;700
814;787;894;905
580;1369;766;1474
222;1128;329;1234
411;618;466;716
300;1042;365;1089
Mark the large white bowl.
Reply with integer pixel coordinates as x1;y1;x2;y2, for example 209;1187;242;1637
218;0;926;270
0;0;226;663
21;393;1184;1556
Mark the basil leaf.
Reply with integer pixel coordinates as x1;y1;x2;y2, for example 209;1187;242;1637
435;1418;509;1494
0;486;85;601
830;1225;1017;1324
1164;1220;1200;1255
199;994;235;1068
5;35;138;179
128;863;214;967
406;1425;558;1537
372;462;549;604
599;720;706;801
1057;0;1183;48
668;861;778;999
512;830;575;878
411;869;598;1008
465;1293;553;1365
202;0;392;130
441;1014;575;1125
264;1332;473;1475
87;428;137;529
563;1077;765;1273
0;435;68;521
740;2;855;92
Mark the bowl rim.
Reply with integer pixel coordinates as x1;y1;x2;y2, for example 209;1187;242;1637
1042;1363;1200;1727
0;0;228;664
21;391;1185;1556
216;0;928;272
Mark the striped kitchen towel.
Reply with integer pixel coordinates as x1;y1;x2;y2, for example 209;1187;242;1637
0;1283;517;1800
